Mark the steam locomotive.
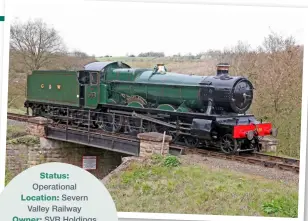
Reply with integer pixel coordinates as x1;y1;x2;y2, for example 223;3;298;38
24;61;278;154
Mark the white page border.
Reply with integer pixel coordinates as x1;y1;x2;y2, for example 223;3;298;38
0;1;307;221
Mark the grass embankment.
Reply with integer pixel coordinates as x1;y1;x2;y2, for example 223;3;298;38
106;155;298;218
7;108;27;115
6;125;39;145
5;124;40;185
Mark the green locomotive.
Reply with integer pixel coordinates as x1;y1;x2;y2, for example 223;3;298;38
24;61;277;154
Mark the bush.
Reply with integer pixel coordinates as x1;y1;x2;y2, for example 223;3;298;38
7;135;39;146
163;155;180;167
6;125;27;140
262;196;298;218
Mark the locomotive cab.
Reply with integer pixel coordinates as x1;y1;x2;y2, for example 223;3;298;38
77;70;100;107
80;61;132;108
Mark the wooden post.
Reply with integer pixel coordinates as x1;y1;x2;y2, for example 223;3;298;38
66;107;69;140
137;132;172;157
161;131;166;155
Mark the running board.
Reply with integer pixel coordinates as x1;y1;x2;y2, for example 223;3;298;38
108;109;190;131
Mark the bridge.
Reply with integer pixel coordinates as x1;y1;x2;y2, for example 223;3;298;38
7;112;299;181
8;112;184;156
6;112;185;180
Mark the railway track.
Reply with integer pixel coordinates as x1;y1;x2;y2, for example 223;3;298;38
7;112;300;174
180;146;299;174
7;112;31;122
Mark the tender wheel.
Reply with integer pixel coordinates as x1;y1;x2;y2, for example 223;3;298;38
184;136;199;148
94;113;105;129
51;109;61;124
72;111;84;127
31;105;41;117
220;134;238;154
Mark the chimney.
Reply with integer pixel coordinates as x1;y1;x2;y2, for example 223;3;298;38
216;63;230;76
156;64;167;73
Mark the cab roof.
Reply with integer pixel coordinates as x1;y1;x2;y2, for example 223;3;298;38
83;61;131;72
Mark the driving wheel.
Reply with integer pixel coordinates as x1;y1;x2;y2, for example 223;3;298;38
220;134;238;154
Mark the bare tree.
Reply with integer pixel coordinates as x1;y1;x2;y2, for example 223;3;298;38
261;30;296;53
10;18;66;73
72;50;89;59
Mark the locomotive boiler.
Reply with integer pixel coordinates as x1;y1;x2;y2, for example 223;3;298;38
24;61;277;154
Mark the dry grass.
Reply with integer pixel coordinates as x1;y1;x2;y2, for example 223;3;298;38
6;125;28;140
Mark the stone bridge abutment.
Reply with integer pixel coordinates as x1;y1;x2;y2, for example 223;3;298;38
6;117;173;180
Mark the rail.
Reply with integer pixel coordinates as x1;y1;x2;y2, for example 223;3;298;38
183;147;299;173
7;113;31;122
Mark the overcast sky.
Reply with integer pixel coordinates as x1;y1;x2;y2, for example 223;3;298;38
7;0;306;56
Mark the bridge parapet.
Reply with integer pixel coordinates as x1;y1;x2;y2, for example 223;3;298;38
26;117;51;137
260;137;278;153
137;132;172;157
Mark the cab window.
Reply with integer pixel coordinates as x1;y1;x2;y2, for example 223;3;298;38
78;71;90;85
100;69;105;82
90;72;98;85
